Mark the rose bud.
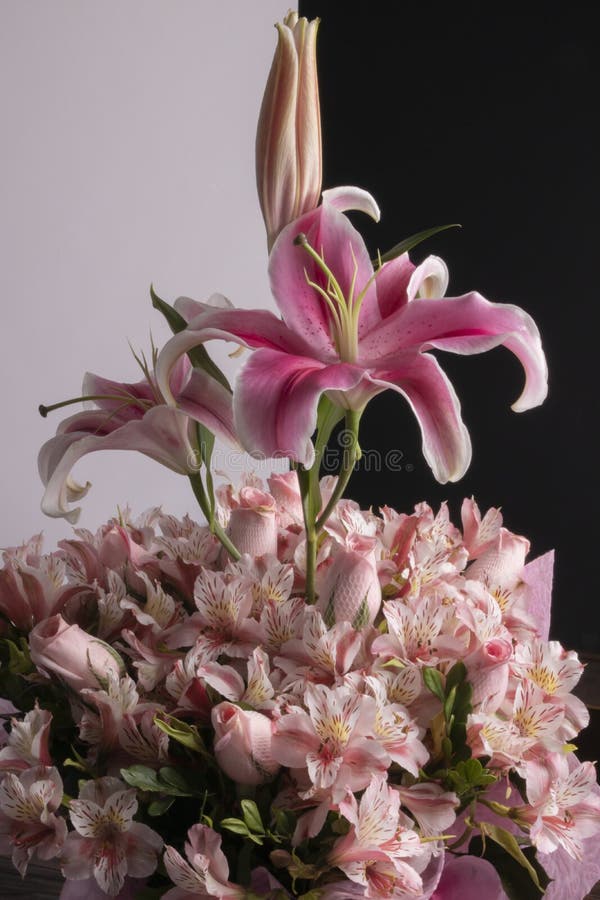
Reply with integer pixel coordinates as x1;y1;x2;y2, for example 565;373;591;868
316;549;382;629
29;614;124;693
227;487;278;558
211;702;280;785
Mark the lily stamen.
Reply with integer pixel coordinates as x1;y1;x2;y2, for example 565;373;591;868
38;393;151;418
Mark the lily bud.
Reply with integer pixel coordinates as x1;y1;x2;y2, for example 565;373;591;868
256;12;322;250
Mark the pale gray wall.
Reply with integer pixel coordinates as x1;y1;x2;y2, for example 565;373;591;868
0;0;290;548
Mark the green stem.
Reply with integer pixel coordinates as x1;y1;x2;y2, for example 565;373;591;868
188;473;241;560
315;409;361;532
297;465;318;605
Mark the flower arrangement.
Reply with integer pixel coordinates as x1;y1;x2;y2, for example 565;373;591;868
1;10;599;900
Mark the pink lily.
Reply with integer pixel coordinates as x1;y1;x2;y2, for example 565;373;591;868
39;355;237;523
156;187;547;483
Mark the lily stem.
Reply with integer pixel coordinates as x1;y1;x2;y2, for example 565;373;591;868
315;408;362;532
297;464;319;605
188;473;241;560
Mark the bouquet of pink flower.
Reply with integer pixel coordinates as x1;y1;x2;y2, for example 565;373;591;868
1;11;599;900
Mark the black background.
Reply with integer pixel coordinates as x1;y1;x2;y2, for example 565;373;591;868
299;0;598;652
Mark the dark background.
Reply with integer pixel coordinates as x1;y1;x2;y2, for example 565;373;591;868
299;0;599;652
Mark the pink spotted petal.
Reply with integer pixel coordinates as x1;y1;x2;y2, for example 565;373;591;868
155;306;313;406
269;197;380;351
233;349;366;466
368;352;472;483
93;840;128;896
359;291;547;412
375;253;416;319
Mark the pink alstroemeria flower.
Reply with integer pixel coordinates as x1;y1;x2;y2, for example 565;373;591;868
156;187;547;483
163;823;244;900
39;355;236;523
62;776;162;896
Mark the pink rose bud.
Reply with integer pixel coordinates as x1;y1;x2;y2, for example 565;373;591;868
29;614;124;693
211;702;280;785
316;550;382;629
256;12;322;250
465;637;513;711
466;528;530;588
227;488;278;558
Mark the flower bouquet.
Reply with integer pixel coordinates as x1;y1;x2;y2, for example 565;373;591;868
1;11;599;900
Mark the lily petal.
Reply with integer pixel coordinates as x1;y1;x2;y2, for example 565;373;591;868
155;307;312;406
270;197;380;352
176;367;239;447
375;253;415;319
234;348;365;466
322;185;381;221
369;353;472;483
360;291;548;411
39;407;196;523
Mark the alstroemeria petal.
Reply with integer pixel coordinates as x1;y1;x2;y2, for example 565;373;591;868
360;291;548;412
270;199;379;352
39;407;196;523
369;353;472;483
234;349;365;467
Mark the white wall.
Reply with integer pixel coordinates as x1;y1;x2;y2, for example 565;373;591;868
0;0;290;548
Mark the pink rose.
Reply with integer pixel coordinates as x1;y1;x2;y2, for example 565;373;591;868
227;488;278;558
29;614;123;693
466;637;512;711
212;702;280;785
316;549;381;629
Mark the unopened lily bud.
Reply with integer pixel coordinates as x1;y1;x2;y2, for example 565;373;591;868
256;12;322;250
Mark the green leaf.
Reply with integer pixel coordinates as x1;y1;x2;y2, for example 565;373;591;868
423;667;445;703
220;817;250;836
482;824;545;891
147;796;175;816
158;766;194;795
443;684;458;721
221;817;264;844
2;638;35;675
150;284;231;391
153;714;208;754
120;764;162;793
445;660;467;694
470;834;551;899
377;223;461;265
241;799;265;835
